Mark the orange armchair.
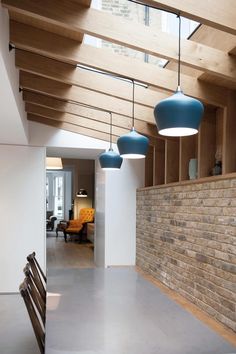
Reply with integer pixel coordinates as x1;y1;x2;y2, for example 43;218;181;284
64;208;95;242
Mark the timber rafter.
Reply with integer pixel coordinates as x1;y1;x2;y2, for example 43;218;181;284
0;0;235;142
2;0;236;82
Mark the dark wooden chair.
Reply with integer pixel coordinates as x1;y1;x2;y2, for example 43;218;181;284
27;252;46;303
55;220;67;237
19;279;45;354
23;264;46;325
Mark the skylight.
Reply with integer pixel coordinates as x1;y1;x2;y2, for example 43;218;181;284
83;0;199;68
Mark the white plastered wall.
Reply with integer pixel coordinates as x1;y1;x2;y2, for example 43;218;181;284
0;145;46;292
94;160;106;267
95;158;145;267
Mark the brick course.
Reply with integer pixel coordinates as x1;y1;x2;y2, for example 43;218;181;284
136;178;236;331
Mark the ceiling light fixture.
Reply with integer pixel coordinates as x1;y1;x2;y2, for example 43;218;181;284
46;157;63;170
99;112;123;170
117;80;149;158
154;15;204;137
76;189;88;197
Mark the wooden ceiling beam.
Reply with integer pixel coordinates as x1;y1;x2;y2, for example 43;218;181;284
23;91;160;139
139;0;236;35
28;113;113;143
15;50;168;108
25;103;128;137
20;71;155;124
10;21;227;107
8;11;85;42
3;0;236;82
28;113;160;146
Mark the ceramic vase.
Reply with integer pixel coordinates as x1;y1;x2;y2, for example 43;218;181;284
189;158;198;180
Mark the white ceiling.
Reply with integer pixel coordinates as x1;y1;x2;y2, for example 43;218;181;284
46;146;104;160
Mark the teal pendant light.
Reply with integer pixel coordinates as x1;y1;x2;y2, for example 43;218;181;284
117;80;149;158
99;112;123;170
154;15;204;137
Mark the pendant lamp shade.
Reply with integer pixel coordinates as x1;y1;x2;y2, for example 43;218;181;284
99;112;123;170
154;16;204;137
117;127;149;158
76;189;87;197
154;87;204;137
99;148;123;170
117;80;149;159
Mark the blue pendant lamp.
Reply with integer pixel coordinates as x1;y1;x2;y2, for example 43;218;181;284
154;15;204;137
117;80;149;158
99;112;123;170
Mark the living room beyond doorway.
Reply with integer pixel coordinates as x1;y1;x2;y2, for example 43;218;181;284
46;156;96;268
46;231;95;269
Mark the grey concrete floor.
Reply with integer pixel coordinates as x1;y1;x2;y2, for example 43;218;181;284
46;267;236;354
0;293;40;354
1;234;235;354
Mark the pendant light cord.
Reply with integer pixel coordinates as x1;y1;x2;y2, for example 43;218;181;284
109;112;113;150
177;14;181;88
132;79;135;129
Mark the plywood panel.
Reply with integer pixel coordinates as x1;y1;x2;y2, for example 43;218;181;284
165;139;180;183
180;135;198;181
145;145;154;187
198;108;217;178
224;91;236;173
154;139;165;185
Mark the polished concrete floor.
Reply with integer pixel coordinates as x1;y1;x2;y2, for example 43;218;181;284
0;233;95;354
0;294;40;354
46;267;236;354
1;235;235;354
46;231;95;269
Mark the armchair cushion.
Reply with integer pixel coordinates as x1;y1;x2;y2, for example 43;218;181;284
64;208;95;242
66;225;83;233
67;220;83;228
78;208;95;224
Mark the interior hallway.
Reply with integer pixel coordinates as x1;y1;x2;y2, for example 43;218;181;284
46;231;95;269
47;232;236;354
0;234;235;354
46;267;236;354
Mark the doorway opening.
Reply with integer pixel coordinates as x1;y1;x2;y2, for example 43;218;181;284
46;158;95;269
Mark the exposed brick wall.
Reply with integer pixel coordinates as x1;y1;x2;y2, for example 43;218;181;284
136;177;236;331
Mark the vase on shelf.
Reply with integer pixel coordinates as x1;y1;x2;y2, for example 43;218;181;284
189;158;198;180
212;160;222;176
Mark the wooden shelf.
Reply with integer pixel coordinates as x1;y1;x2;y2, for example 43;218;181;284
144;94;235;187
145;144;154;187
165;139;179;184
224;91;236;174
198;107;217;178
154;139;165;185
180;135;198;181
139;172;236;191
